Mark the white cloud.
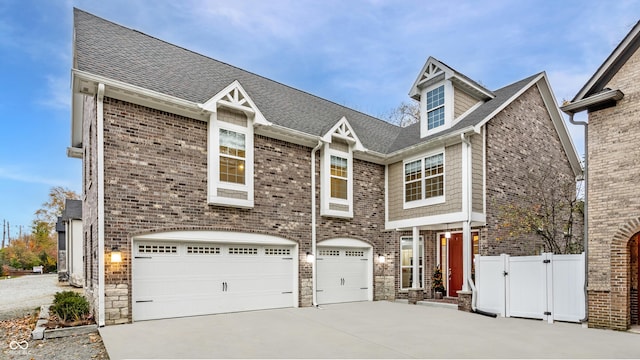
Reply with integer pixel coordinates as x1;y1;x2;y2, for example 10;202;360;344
39;74;71;110
0;166;73;188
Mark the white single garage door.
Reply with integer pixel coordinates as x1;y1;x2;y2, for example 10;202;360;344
317;242;371;305
133;236;296;321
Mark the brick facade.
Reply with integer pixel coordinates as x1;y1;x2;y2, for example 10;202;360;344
86;97;393;324
586;47;640;330
484;85;578;256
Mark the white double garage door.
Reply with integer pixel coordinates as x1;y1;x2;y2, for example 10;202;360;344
133;232;372;321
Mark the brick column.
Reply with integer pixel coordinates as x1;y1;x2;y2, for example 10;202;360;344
457;290;472;312
408;288;424;304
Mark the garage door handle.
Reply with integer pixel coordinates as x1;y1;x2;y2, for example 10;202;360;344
136;300;153;303
281;291;293;294
135;256;152;259
282;257;293;260
360;287;368;290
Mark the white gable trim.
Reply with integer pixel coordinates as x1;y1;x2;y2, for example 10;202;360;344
200;80;271;126
321;116;364;152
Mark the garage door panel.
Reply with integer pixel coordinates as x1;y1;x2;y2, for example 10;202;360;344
317;246;370;305
133;240;295;321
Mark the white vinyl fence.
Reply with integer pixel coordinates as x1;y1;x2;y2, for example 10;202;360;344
475;252;585;323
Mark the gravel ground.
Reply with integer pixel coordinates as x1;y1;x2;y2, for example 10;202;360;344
0;274;62;320
0;275;109;359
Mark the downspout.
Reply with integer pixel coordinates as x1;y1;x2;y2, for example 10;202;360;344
97;83;106;327
311;140;323;307
460;133;472;293
568;113;588;323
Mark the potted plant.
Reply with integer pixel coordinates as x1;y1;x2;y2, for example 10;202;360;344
432;267;446;299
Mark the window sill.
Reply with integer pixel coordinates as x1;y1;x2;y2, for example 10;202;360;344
403;196;445;210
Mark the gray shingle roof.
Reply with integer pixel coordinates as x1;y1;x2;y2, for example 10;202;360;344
74;9;540;155
62;199;82;220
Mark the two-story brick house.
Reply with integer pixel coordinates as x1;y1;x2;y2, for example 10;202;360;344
69;9;581;325
562;20;640;330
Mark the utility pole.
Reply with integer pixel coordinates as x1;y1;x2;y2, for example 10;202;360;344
6;221;9;243
2;219;5;248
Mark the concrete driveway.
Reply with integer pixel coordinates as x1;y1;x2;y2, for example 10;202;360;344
99;301;640;359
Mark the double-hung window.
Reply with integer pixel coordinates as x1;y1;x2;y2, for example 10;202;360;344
330;155;348;199
426;85;445;130
404;152;444;207
219;129;246;184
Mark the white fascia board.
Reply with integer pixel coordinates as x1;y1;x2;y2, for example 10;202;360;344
71;69;206;120
535;75;583;177
383;127;476;165
386;212;466;231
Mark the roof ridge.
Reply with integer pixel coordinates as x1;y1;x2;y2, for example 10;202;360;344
74;8;402;132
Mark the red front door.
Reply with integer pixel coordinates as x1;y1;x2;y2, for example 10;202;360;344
448;233;463;297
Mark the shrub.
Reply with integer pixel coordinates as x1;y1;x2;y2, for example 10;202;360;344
51;291;90;322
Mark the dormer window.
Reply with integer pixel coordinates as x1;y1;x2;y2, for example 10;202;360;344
201;80;271;209
426;85;445;130
421;82;453;137
330;155;348;199
320;117;363;219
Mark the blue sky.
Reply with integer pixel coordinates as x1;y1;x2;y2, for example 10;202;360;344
0;0;638;236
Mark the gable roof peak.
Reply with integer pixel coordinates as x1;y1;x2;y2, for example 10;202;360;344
409;56;495;101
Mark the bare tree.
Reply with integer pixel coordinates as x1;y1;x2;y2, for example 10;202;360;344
34;186;80;231
382;101;420;127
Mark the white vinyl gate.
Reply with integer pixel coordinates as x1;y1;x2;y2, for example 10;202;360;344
475;252;585;323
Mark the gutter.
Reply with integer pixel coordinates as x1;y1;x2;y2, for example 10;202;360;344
561;89;623;113
565;112;589;324
310;140;323;307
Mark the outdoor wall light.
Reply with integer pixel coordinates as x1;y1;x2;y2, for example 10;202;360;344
111;246;122;263
306;252;315;263
378;254;386;263
445;231;451;239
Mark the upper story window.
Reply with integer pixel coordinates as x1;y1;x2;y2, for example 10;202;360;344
330;155;348;199
420;81;453;138
219;129;246;184
426;85;445;130
404;151;445;208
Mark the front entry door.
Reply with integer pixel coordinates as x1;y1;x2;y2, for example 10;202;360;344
448;233;463;297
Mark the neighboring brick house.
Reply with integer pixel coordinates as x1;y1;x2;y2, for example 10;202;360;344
68;9;581;326
562;21;640;330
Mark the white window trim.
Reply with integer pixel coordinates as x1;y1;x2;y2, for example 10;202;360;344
399;236;424;291
321;144;353;218
208;110;254;208
403;148;446;209
421;80;454;138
